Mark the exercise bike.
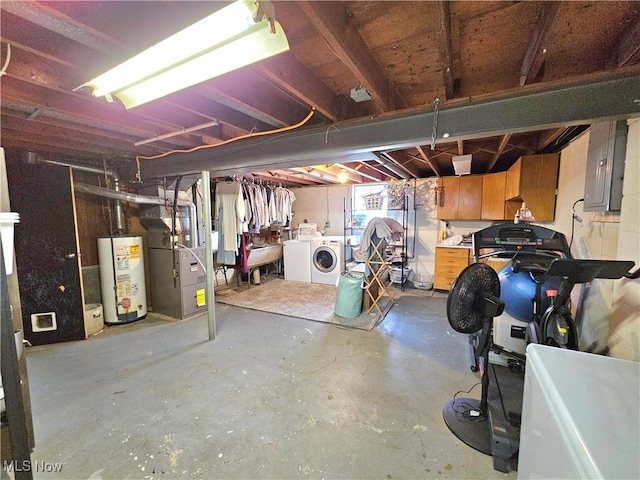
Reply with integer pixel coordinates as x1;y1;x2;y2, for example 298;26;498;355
512;256;636;350
470;223;572;369
445;223;636;473
473;223;636;354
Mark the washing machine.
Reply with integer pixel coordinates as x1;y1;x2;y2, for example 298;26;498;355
311;237;343;285
283;240;311;283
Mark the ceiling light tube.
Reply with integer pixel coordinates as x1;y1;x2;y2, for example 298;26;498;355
78;0;289;109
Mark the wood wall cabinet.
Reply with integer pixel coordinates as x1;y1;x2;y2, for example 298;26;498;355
481;172;507;220
436;175;482;219
434;246;470;290
436;176;459;219
504;153;559;221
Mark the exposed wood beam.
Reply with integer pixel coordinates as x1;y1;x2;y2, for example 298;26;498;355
487;133;512;172
291;167;340;184
196;82;285;128
257;171;320;186
616;18;640;67
315;164;363;183
0;42;265;147
537;127;566;150
0;78;214;154
298;1;406;111
0;108;167;154
255;55;345;122
200;133;225;145
436;1;455;99
415;146;442;176
0;127;134;159
457;140;464;155
519;2;559;86
357;161;392;180
0;114;158;157
2;4;285;140
334;163;380;182
0;0;123;55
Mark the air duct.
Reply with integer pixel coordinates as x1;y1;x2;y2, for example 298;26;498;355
374;155;410;179
73;182;197;248
24;152;126;232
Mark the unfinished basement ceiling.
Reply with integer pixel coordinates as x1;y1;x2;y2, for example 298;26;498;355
1;1;639;186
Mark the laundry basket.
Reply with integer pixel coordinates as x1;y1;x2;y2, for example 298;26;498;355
390;266;412;284
335;271;364;318
362;192;383;210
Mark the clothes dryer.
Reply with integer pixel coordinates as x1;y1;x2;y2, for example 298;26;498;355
283;240;311;283
311;237;343;285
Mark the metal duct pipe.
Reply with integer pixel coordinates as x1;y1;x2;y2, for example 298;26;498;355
25;152;126;232
374;156;410;179
73;182;198;248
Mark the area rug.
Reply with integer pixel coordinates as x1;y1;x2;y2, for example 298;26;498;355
215;278;392;331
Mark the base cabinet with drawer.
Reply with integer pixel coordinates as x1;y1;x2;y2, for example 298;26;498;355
434;246;471;290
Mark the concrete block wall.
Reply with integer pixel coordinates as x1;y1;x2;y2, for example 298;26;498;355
609;118;640;360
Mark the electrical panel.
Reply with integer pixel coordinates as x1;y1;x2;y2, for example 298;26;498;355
583;120;627;212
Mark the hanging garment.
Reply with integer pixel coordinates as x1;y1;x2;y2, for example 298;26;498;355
215;181;245;264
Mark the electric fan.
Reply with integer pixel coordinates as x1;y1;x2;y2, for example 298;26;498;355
443;263;504;456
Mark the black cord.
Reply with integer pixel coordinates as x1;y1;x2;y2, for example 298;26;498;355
569;198;584;249
452;382;481;399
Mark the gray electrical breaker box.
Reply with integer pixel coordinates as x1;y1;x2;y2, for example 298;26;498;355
583;120;627;212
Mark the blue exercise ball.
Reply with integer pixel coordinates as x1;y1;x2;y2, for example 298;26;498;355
498;263;563;323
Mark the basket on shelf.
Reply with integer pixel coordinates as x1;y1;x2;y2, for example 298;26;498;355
363;191;383;210
390;266;412;284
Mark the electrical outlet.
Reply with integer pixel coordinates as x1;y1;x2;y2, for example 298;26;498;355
325;221;331;228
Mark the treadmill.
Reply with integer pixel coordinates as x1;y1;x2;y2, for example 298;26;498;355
469;223;572;472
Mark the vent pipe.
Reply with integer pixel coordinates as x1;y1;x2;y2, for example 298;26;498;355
24;152;125;232
73;182;197;248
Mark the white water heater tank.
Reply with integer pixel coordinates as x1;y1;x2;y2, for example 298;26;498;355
98;235;147;324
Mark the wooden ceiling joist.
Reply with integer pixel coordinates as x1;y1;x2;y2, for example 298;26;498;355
537;127;566;150
487;133;512;172
334;163;381;182
415;146;442;177
436;1;455;100
519;2;560;86
255;56;342;122
297;0;406;111
616;18;640;67
257;171;320;186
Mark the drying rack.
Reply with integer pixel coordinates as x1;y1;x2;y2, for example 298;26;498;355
364;235;394;316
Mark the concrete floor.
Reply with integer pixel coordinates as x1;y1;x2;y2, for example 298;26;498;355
21;284;517;479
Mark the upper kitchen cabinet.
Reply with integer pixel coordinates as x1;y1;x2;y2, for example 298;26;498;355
504;154;560;222
436;176;482;220
583;121;626;213
481;172;507;220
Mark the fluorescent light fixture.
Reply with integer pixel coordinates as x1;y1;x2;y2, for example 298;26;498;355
79;0;289;109
452;154;472;175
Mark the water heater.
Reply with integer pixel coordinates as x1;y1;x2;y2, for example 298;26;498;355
98;235;147;324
